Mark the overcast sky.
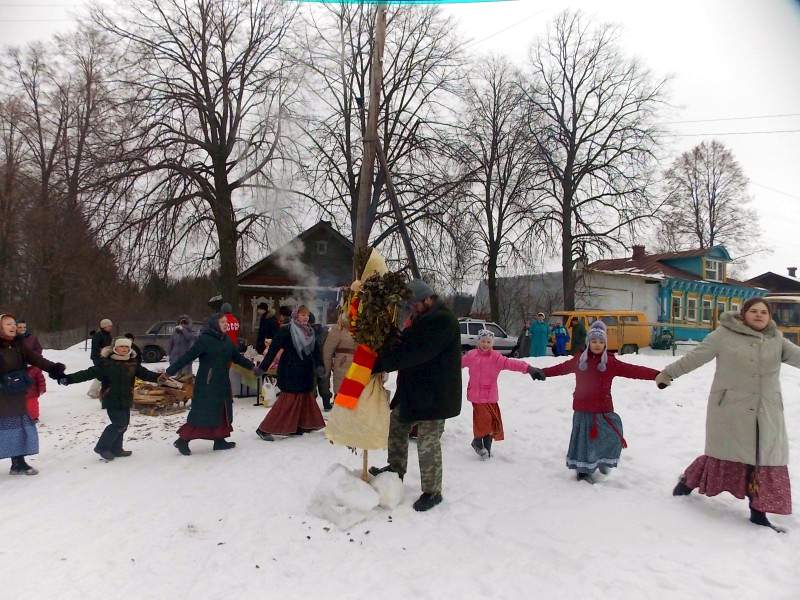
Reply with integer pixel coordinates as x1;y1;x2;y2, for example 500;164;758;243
2;0;799;279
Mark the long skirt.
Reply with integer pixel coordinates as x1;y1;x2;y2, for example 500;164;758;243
177;405;233;441
682;455;791;515
258;391;325;435
566;411;624;474
0;415;39;459
472;402;504;440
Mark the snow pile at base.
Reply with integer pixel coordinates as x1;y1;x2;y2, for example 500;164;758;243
308;464;380;529
370;471;404;509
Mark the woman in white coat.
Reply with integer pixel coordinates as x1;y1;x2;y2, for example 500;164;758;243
657;298;800;531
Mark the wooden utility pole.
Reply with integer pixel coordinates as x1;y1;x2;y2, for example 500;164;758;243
354;4;387;273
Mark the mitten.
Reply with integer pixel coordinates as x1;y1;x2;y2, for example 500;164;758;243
655;371;672;389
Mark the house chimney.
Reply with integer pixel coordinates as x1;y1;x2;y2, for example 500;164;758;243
788;267;797;278
632;245;646;260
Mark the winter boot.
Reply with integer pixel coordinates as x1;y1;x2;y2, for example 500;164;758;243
750;506;786;533
17;457;38;475
598;464;610;475
482;435;494;458
256;429;275;442
412;492;443;512
95;448;116;461
471;438;488;459
112;449;133;457
213;439;236;451
369;464;403;480
173;438;191;456
672;478;693;496
576;472;594;484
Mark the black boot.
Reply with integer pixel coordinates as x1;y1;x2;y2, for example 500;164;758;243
576;472;594;484
11;456;38;475
173;438;191;456
672;478;693;496
470;438;488;458
94;448;116;461
413;492;443;512
482;435;493;458
256;429;274;441
213;439;236;451
750;507;786;533
113;449;133;457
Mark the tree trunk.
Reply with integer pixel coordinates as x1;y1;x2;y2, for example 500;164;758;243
487;247;500;324
561;186;575;311
214;191;239;312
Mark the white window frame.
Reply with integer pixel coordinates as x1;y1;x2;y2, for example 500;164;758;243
702;299;713;322
686;296;698;321
705;259;724;282
671;293;684;320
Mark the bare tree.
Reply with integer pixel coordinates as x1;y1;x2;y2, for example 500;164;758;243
657;140;761;261
452;55;546;323
523;11;667;310
91;0;298;304
295;3;465;259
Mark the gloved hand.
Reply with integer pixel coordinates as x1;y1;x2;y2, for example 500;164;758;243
315;365;327;379
528;366;546;381
49;363;66;380
655;371;672;389
57;377;69;386
253;367;266;378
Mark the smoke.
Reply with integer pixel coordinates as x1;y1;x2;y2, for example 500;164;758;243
274;239;321;313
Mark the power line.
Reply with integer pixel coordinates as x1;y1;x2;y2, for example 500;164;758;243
662;112;800;125
751;181;800;202
670;129;800;137
463;8;547;49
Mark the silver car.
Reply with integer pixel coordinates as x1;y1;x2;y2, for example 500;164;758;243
458;318;518;356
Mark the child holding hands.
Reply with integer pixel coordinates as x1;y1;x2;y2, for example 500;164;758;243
462;329;544;458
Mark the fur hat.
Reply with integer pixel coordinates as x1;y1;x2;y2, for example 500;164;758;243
578;321;608;372
408;279;435;303
113;337;132;349
100;318;113;329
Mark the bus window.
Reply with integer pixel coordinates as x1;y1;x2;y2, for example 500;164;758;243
601;316;619;326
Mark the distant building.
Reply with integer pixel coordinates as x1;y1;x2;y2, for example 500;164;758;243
472;245;765;341
745;268;800;296
237;221;353;335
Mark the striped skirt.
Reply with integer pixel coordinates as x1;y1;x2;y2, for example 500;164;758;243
0;415;39;459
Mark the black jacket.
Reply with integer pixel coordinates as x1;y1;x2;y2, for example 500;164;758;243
65;348;159;410
258;326;321;394
90;330;113;366
374;302;462;422
256;314;281;354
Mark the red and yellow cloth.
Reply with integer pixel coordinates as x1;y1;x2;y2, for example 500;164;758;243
334;345;377;409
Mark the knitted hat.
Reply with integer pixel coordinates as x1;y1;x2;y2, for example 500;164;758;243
408;279;435;303
477;329;495;340
257;302;269;311
113;337;132;349
221;302;233;314
579;321;608;372
100;318;113;328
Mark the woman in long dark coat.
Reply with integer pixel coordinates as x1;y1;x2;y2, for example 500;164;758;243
256;306;325;440
0;313;64;475
166;313;255;455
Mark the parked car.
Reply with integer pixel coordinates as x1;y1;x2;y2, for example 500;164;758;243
458;318;518;355
137;320;201;363
551;310;653;354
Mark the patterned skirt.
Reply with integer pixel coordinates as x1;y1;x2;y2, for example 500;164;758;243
471;403;504;440
682;455;791;515
258;392;325;435
566;411;625;474
0;415;39;459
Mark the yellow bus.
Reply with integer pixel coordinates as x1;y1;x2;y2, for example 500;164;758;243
764;296;800;344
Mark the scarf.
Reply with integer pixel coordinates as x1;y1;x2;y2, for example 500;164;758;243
290;315;315;358
201;313;226;340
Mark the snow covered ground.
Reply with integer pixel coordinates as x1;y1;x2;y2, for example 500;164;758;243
2;346;799;599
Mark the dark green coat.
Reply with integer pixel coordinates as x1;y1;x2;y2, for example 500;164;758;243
571;319;587;351
66;348;160;410
374;302;462;422
166;329;254;427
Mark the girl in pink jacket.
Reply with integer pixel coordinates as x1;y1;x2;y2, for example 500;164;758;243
462;330;544;458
